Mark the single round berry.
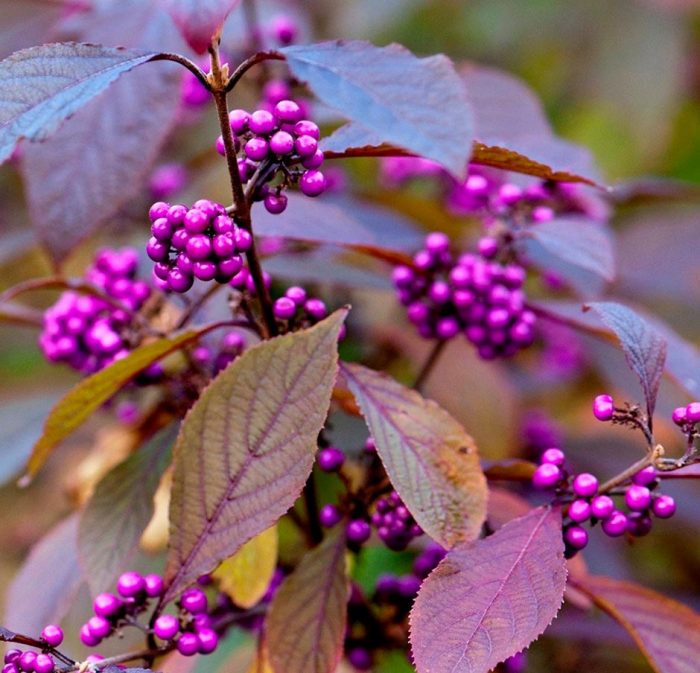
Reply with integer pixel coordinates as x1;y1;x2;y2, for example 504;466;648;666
477;236;499;259
41;625;63;648
229;109;250;134
274;100;302;123
295;134;318;157
264;192;288;214
304;298;327;321
149;201;170;221
87;616;111;640
117;571;145;598
564;525;588;550
572;473;599;498
317;446;345;472
33;655;53;673
80;624;101;647
301;149;325;169
180;587;208;614
601;511;628;537
154;614;180;641
183;208;209;234
193;261;218;281
672;406;688;425
320;504;342;528
176;633;200;657
652;494;676;519
18;653;37;673
632;466;657;486
590;495;615;519
93;592;122;617
186;234;213;261
3;663;17;673
244;137;270;161
627;512;653;537
299;170;327;197
4;651;21;665
234;229;253;252
625;485;652;511
347;647;372;671
146;237;169;263
249;109;277;135
196;628;219;654
346;519;371;544
568;499;591;523
593;394;614;421
532;463;561;489
269;131;295;155
168;267;194;293
541;448;565;466
686;402;700;423
273;296;297;320
144;574;165;598
271;15;297;45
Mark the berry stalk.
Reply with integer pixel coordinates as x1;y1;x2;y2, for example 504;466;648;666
208;42;278;338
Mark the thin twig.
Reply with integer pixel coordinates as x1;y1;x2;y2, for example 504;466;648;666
225;51;285;92
413;339;448;391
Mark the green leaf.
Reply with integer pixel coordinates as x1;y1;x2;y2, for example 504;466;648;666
341;362;487;548
266;528;349;673
78;425;178;596
22;329;199;483
163;310;347;602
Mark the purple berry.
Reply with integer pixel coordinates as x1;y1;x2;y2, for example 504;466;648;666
180;587;208;614
234;228;253;252
244;137;270;161
87;616;111;640
320;504;342;528
593;394;614;421
686;402;700;423
228;109;249;134
590;495;615;519
19;653;37;673
572;473;599;498
183;208;209;234
41;625;63;648
4;651;20;665
477;236;499;259
541;448;565;466
117;571;145;597
212;234;236;259
601;511;628;537
299;170;326;197
146;237;169;263
301;149;325;169
271;15;297;45
304;298;327;321
149;201;170;221
295;134;318;157
193;261;218;282
168;267;194;293
627;512;653;537
273;297;297;320
264;193;288;214
3;664;17;673
317;446;345;472
196;628;218;654
651;494;676;519
176;633;200;657
186;234;213;261
151;217;173;242
33;656;53;673
217;256;243;279
564;525;588;550
249;110;277;135
294;120;320;140
93;592;122;617
632;466;657;486
532;463;561;489
144;574;164;598
154;614;180;641
274;100;302;123
672;406;687;425
568;499;591;523
269;130;295;155
347;647;372;671
346;519;371;544
625;485;652;511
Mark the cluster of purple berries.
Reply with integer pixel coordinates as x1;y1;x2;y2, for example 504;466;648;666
147;199;252;293
39;249;151;373
393;232;536;359
371;491;423;551
271;286;334;331
533;446;676;556
215;102;327;212
3;626;63;673
671;400;700;432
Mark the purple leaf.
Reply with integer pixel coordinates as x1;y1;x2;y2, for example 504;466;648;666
253;193;421;255
341;362;487;548
0;43;161;165
576;575;700;673
266;527;349;673
4;514;83;635
159;0;242;53
21;5;182;266
585;302;667;417
79;425;177;596
23;329;202;484
462;65;601;185
410;507;566;673
523;216;615;283
163;310;346;602
284;41;473;178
